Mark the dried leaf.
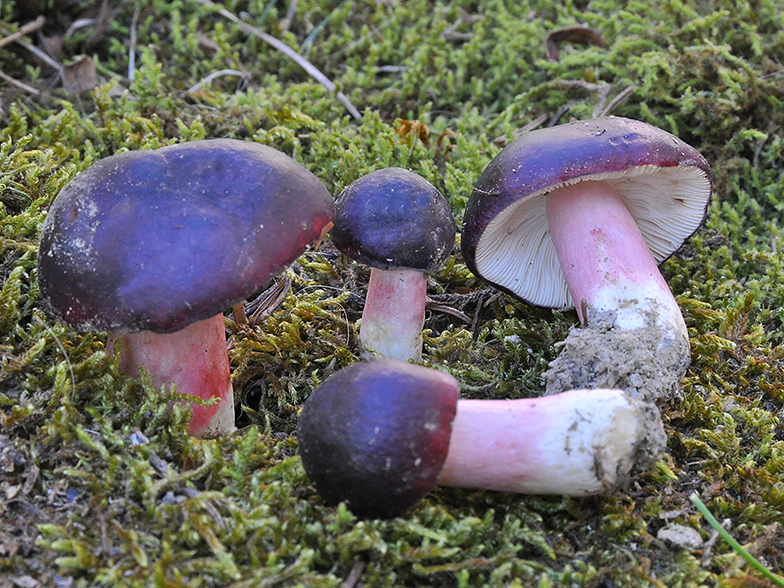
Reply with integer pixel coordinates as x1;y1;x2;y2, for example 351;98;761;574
38;33;64;59
62;55;97;94
395;118;430;146
545;25;606;61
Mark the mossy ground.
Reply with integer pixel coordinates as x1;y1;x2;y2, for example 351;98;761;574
1;0;784;586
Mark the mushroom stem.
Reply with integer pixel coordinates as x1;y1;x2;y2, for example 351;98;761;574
436;389;665;495
545;180;686;337
542;180;691;401
360;267;427;362
107;314;235;437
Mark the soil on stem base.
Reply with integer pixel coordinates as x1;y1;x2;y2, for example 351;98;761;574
437;389;666;495
543;306;691;401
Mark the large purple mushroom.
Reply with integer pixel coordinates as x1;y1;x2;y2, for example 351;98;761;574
331;168;455;362
38;139;334;436
462;117;713;401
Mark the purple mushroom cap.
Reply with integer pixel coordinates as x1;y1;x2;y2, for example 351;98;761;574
38;139;334;334
461;117;713;308
331;167;455;273
298;359;460;518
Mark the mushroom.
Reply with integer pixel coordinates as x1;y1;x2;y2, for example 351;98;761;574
38;139;334;437
298;359;459;518
330;167;456;362
297;359;666;518
461;117;713;401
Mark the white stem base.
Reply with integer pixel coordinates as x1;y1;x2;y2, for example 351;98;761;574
360;268;427;362
107;314;236;437
543;300;691;401
437;389;665;495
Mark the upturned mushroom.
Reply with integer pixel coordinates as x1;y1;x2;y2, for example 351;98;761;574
462;117;712;401
298;359;666;518
38;139;334;437
330;167;455;362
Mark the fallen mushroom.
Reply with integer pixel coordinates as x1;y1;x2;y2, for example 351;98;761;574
38;139;334;437
462;117;712;401
330;167;455;362
298;359;666;518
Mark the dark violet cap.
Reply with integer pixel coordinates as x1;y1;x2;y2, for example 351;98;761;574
38;139;334;334
331;167;455;273
297;359;459;519
462;117;713;309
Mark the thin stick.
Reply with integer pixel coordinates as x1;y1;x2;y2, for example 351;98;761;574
280;0;298;33
196;0;361;120
595;84;638;118
426;300;472;324
129;4;140;81
0;69;40;95
14;37;64;78
0;15;45;50
0;17;64;84
492;112;548;146
341;561;365;588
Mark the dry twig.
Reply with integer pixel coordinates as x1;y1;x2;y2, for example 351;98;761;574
0;16;59;92
129;4;140;81
12;36;65;80
0;69;40;95
492;113;548;146
280;0;298;33
196;0;362;120
426;300;473;324
0;15;45;50
341;561;365;588
594;84;638;117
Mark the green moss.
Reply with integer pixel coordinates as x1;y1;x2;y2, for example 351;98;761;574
2;0;784;585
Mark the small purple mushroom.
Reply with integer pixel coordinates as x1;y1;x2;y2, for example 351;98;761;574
331;168;455;362
462;117;713;401
298;359;666;518
38;139;334;437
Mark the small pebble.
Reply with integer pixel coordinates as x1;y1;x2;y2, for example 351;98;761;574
657;524;703;550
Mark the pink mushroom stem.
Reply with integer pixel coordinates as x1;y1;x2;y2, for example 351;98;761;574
436;388;665;495
545;180;687;338
360;268;428;362
107;314;235;437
